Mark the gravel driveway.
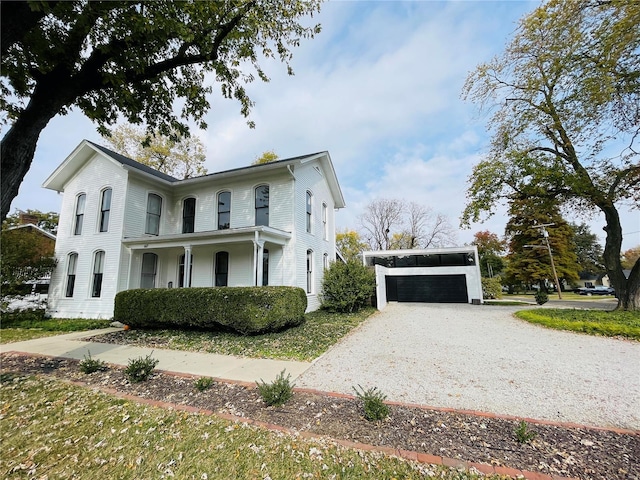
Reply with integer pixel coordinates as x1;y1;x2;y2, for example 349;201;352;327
296;303;640;430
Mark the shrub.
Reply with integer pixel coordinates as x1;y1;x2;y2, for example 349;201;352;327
124;353;159;383
256;369;294;406
114;286;307;335
535;290;549;305
353;385;390;421
79;351;107;374
194;377;214;392
481;276;503;300
320;260;376;313
514;420;537;444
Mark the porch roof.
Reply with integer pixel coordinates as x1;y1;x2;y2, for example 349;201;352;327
122;226;291;250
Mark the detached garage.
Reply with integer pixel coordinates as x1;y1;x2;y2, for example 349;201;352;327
363;247;483;310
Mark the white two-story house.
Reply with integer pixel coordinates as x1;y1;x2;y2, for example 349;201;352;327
43;140;345;319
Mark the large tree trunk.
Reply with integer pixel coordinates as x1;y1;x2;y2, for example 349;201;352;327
1;79;72;221
600;204;639;311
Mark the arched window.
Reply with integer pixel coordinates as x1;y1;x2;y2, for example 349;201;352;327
182;197;196;233
306;191;313;233
215;251;229;286
65;253;78;297
141;253;158;289
74;194;86;235
322;203;328;240
323;252;329;270
255;185;269;226
92;250;105;298
217;191;231;229
145;193;162;235
99;188;112;232
306;249;313;293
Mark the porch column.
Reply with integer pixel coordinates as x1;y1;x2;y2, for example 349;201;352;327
183;245;192;287
125;247;133;290
253;231;264;286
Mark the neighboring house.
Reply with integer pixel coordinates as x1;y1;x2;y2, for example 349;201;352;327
43;140;345;319
363;247;483;310
5;220;57;293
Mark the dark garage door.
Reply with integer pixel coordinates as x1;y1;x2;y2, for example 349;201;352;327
386;275;468;303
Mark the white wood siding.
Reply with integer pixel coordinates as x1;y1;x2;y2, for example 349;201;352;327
47;154;128;319
46;149;340;318
291;162;336;311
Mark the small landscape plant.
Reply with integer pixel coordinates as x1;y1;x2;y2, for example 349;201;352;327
194;376;214;392
353;385;390;421
514;420;537;444
78;351;107;374
124;352;159;383
256;369;294;406
535;290;549;305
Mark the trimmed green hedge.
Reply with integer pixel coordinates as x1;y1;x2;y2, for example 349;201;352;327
114;286;307;335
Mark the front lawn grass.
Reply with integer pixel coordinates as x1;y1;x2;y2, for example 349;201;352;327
98;308;376;362
1;311;111;343
515;308;640;340
0;374;502;480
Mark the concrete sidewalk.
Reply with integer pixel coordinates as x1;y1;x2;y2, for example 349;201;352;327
0;328;311;384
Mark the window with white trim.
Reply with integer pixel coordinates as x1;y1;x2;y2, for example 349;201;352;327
141;253;158;289
92;250;105;298
182;197;196;233
145;193;162;235
255;185;269;226
306;249;313;293
322;203;328;240
65;253;78;297
74;194;86;235
215;251;229;286
99;188;112;232
217;191;231;229
306;191;313;233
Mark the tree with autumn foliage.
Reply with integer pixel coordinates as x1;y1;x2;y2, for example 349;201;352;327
252;150;280;165
104;124;207;179
336;229;368;263
462;0;639;309
472;230;507;278
622;246;640;270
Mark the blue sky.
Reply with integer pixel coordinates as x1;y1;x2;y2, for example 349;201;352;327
7;0;639;251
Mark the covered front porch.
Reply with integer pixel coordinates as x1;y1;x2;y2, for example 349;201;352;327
121;226;292;291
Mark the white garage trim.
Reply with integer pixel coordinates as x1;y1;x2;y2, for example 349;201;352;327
363;247;483;310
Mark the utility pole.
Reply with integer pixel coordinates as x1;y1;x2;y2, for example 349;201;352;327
525;223;562;300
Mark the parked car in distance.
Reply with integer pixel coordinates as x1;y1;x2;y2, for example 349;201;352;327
578;286;615;296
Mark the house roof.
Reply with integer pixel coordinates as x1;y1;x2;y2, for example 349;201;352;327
87;141;178;182
7;223;56;241
43;140;346;208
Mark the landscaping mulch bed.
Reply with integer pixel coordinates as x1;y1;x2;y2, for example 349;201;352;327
1;352;638;480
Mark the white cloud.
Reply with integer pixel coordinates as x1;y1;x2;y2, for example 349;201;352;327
7;0;637;252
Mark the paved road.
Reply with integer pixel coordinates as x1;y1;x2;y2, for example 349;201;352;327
297;303;640;430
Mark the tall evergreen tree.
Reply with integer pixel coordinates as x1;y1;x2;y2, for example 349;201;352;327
569;222;604;276
504;198;580;290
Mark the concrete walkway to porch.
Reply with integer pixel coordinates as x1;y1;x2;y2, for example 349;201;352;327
0;328;311;384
